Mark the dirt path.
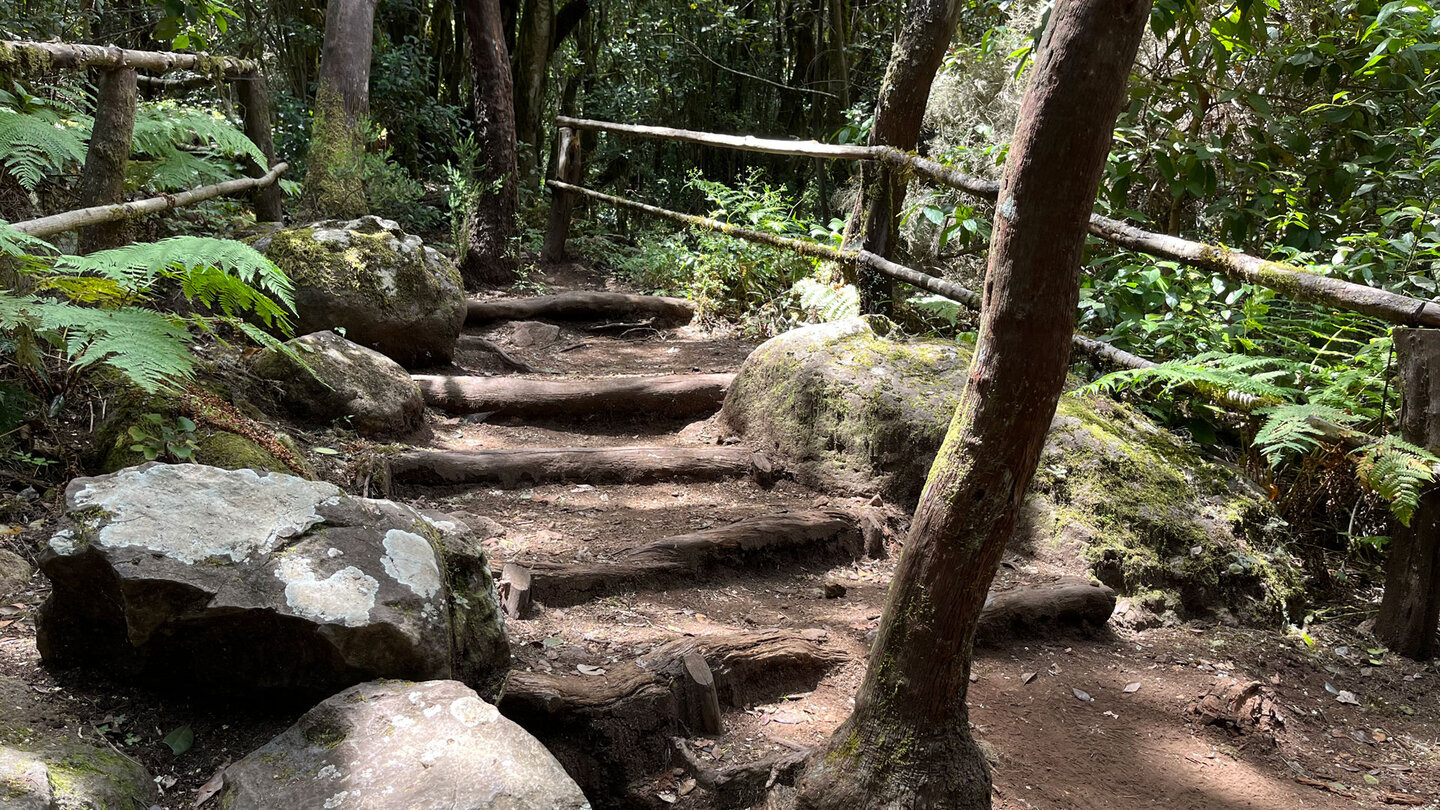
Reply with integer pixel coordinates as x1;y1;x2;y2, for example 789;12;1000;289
1;261;1437;809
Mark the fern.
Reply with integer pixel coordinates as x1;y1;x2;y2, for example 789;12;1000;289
1353;437;1439;526
132;103;265;164
0;108;88;191
1253;404;1365;466
1082;356;1297;403
793;277;860;322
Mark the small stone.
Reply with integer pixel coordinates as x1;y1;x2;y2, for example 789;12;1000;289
823;581;847;599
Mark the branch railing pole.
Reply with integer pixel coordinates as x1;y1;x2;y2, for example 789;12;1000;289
542;125;581;261
235;71;285;222
0;41;259;77
555;115;1440;330
12;163;289;237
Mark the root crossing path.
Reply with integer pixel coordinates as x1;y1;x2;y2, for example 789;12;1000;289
390;266;1406;810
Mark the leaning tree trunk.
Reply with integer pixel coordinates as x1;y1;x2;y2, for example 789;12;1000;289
301;0;379;219
461;0;520;287
790;0;1151;807
75;66;137;253
841;0;962;313
1375;328;1440;660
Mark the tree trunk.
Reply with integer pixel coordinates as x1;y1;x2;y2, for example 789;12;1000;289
235;71;285;222
841;0;962;313
75;67;137;254
461;0;520;287
1376;328;1440;660
301;0;379;219
790;0;1150;806
511;0;553;174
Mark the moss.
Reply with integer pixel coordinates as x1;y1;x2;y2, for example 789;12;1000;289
264;225;449;319
0;42;54;76
195;431;289;474
45;743;152;809
300;86;369;219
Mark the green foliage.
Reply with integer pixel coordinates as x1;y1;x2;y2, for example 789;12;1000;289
129;101;266;192
0;83;89;191
128;413;198;461
1353;437;1439;526
0;222;296;399
1252;404;1365;466
792;277;860;322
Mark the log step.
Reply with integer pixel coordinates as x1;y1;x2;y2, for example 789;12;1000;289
467;291;695;327
388;446;763;488
414;373;733;420
496;510;862;606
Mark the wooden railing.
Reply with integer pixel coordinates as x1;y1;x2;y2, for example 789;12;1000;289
1;40;287;237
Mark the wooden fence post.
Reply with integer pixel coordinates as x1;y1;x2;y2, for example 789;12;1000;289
1376;327;1440;659
542;125;581;261
235;71;285;222
75;66;137;253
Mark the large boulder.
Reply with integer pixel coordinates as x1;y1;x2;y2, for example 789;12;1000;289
720;317;1302;622
219;680;591;810
37;464;507;696
256;216;465;368
252;331;424;438
0;675;156;810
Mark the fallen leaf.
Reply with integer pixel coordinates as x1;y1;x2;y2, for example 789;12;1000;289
312;447;340;455
1072;688;1093;702
1324;682;1340;695
657;791;678;804
1021;671;1037;684
1336;691;1361;706
163;725;194;756
577;664;606;676
1363;774;1380;785
1123;682;1142;693
193;768;226;807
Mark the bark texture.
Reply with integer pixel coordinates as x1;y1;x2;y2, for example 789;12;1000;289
461;0;520;287
235;72;285;222
302;0;379;218
791;0;1151;806
1375;328;1440;660
75;67;137;254
843;0;963;312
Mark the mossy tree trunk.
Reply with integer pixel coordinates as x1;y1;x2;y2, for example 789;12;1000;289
789;1;1151;807
75;67;137;254
301;0;379;220
840;0;962;314
461;0;520;287
1376;328;1440;660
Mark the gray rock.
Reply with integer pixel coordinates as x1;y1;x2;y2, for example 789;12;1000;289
252;331;424;438
256;216;465;368
720;317;1302;623
0;548;31;596
0;676;156;810
37;464;507;696
511;320;561;348
219;680;591;810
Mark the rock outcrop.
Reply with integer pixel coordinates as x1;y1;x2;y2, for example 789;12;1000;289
252;331;424;438
720;317;1302;622
219;680;591;810
0;675;155;810
256;216;465;368
37;464;507;696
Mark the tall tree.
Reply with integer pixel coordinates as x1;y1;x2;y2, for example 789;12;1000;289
301;0;380;219
842;0;962;312
461;0;520;286
790;0;1151;806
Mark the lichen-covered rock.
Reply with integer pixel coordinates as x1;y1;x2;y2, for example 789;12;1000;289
252;331;424;438
0;548;30;597
36;464;507;696
0;675;155;810
219;680;591;810
721;317;1302;622
256;216;465;368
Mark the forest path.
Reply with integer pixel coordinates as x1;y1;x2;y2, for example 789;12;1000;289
390;262;1431;810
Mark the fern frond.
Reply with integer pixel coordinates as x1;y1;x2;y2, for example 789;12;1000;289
0;108;87;190
793;278;860;322
1353;436;1439;526
133;103;265;165
1082;359;1296;403
0;292;194;392
53;237;296;320
129;144;233;191
1253;404;1365;466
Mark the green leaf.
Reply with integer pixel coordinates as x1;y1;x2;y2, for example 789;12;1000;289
163;725;194;755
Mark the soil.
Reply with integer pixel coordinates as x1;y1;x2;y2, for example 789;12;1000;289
1;260;1437;809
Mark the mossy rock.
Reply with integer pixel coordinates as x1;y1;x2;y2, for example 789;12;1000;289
0;676;156;809
91;394;310;478
255;216;465;368
251;331;423;438
720;317;1303;624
